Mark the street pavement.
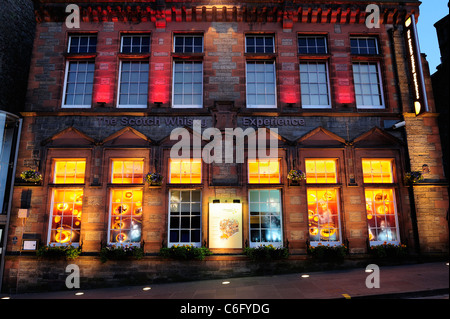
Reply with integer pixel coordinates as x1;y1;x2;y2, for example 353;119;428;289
1;261;448;300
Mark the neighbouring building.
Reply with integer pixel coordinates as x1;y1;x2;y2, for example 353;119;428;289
2;0;448;293
0;0;36;292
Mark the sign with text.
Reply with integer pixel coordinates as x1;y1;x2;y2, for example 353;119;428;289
404;14;429;116
209;203;242;249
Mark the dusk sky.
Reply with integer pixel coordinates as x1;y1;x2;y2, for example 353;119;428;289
416;0;449;74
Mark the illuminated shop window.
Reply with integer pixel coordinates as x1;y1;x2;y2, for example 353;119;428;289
53;160;86;184
352;62;384;109
246;61;276;108
249;189;282;247
362;159;394;183
169;159;202;184
307;188;341;245
168;190;202;246
365;189;399;244
305;159;337;183
62;61;95;108
117;61;149;108
111;159;144;184
248;159;280;184
245;35;275;53
300;62;331;108
109;189;143;245
120;35;150;53
49;189;83;245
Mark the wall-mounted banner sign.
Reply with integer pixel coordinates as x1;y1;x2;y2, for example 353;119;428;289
404;14;429;116
209;203;242;249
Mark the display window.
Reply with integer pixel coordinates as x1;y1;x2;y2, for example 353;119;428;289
108;189;143;245
48;189;83;245
168;190;202;246
365;188;400;244
307;188;341;245
248;189;282;247
169;158;202;184
248;159;280;184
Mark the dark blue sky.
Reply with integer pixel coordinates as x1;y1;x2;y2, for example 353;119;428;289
417;0;449;74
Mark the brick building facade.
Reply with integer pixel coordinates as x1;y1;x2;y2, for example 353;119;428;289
1;0;448;293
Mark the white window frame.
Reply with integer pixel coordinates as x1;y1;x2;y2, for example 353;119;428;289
68;35;97;54
352;62;385;109
365;188;401;246
248;189;283;248
107;188;143;247
53;159;86;184
61;61;95;108
116;61;149;109
47;188;83;246
245;35;275;54
300;62;332;109
172;61;203;109
173;35;204;53
350;37;379;55
245;61;277;109
110;159;144;184
307;188;342;247
168;189;202;247
120;34;151;53
298;35;328;54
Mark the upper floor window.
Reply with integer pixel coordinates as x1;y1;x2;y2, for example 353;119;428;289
305;159;338;184
174;35;203;53
172;61;203;108
68;35;97;53
350;37;379;55
248;159;280;184
53;159;86;184
352;62;384;109
169;159;202;183
62;61;95;108
300;62;331;108
117;61;149;108
298;36;327;54
362;159;394;183
245;35;275;53
120;35;151;53
246;61;276;108
111;159;144;184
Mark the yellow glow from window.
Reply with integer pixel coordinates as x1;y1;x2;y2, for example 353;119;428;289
305;159;337;184
111;160;144;184
54;160;86;184
362;159;394;183
248;159;280;184
50;189;83;244
170;159;202;183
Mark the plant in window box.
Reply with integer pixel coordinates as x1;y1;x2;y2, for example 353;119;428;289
307;243;348;262
20;169;42;184
287;169;306;186
36;244;81;261
159;244;212;261
404;171;424;185
144;172;163;186
244;245;289;261
100;244;144;263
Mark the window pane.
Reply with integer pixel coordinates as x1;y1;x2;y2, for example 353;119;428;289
305;159;338;184
298;36;327;54
118;61;148;107
110;189;143;244
170;159;202;183
54;160;86;184
173;61;203;108
246;61;276;108
63;62;94;107
248;160;280;184
50;189;83;245
353;62;383;108
248;189;282;246
111;160;144;184
68;35;97;53
169;190;202;246
362;159;394;183
307;188;340;243
300;62;330;108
